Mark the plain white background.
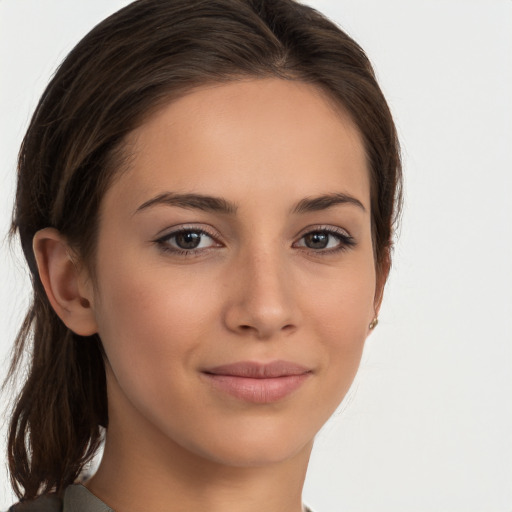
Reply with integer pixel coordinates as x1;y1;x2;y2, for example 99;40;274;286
1;1;511;511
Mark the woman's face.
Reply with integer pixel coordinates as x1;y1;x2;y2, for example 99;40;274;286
89;79;377;468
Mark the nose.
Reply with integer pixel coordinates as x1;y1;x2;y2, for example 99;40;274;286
222;249;299;340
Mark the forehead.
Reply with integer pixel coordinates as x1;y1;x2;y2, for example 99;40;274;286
105;78;370;213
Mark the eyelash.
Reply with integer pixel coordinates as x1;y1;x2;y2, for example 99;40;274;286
293;226;356;255
154;226;220;256
154;225;356;257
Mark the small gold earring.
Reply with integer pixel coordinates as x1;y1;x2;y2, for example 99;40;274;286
369;317;379;330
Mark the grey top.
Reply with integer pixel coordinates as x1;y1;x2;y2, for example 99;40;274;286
63;486;113;512
9;484;314;512
8;486;111;512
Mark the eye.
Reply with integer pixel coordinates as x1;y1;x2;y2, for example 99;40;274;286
155;227;220;254
294;227;355;253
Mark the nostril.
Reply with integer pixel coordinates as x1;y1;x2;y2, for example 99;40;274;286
238;323;295;334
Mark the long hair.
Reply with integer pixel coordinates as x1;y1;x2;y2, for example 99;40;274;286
4;0;401;500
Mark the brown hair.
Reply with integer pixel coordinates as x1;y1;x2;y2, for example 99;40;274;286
4;0;401;501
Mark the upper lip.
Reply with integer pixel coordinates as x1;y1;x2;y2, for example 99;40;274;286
202;360;311;378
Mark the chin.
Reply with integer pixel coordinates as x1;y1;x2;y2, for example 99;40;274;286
174;415;317;469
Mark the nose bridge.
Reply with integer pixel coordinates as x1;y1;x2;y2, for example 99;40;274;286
223;241;297;338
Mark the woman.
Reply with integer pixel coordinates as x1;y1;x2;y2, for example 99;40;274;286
5;0;401;510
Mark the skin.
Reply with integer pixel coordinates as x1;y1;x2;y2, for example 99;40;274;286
34;78;382;512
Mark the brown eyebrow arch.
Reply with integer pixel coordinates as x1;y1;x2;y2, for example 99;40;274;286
135;192;238;215
292;193;366;214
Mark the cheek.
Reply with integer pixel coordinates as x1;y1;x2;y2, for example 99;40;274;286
308;260;376;389
310;257;376;333
92;263;222;441
92;253;219;380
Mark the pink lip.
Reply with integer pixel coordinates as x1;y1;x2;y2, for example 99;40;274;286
201;361;312;404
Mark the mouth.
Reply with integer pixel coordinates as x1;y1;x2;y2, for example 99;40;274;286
201;360;312;404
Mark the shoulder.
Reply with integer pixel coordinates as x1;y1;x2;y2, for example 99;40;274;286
7;485;113;512
7;494;62;512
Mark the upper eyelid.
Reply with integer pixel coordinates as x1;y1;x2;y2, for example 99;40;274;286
294;224;352;239
155;224;221;241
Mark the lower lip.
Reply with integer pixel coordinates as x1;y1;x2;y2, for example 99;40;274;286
202;373;311;404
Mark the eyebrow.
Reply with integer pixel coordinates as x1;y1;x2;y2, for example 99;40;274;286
292;193;366;214
135;191;365;216
135;192;238;215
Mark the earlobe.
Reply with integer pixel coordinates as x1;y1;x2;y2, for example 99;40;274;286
369;249;391;334
33;228;98;336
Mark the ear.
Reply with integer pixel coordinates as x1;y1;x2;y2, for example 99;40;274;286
373;248;391;319
33;228;98;336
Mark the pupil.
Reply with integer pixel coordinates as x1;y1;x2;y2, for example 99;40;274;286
176;232;201;249
305;232;328;249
